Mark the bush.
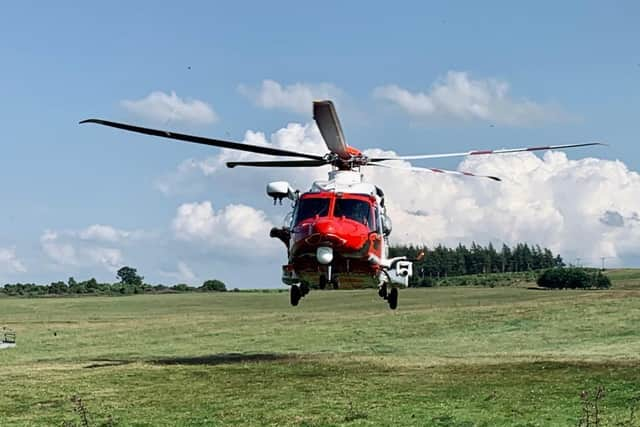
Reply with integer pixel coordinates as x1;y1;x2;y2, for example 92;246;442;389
537;268;611;289
594;271;611;289
200;279;227;292
172;284;191;292
411;277;436;288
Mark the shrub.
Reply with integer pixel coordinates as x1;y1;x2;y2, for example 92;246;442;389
200;280;227;292
172;284;191;292
594;271;611;289
411;277;436;288
537;268;611;289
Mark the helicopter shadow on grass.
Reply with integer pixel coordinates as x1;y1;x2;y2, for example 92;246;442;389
83;359;134;369
83;353;295;369
150;352;294;366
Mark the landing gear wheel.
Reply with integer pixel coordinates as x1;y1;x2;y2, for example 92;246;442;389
300;282;310;297
388;287;398;310
290;285;301;306
378;283;388;299
332;277;340;290
319;275;327;290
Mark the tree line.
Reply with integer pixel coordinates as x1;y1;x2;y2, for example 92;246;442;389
389;242;564;285
0;244;586;296
1;266;227;297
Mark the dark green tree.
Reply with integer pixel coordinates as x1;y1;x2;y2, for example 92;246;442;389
116;266;143;287
537;268;609;289
48;281;68;295
594;271;611;289
201;279;227;292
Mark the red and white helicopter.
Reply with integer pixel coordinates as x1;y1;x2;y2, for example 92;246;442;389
81;101;602;309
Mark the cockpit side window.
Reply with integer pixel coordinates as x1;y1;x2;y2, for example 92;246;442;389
294;198;330;224
334;199;375;231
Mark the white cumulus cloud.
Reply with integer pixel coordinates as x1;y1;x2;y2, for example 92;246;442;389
156;122;329;196
0;247;27;274
121;91;218;125
363;150;640;267
160;261;197;284
177;261;196;281
373;71;568;125
40;227;129;273
238;80;343;115
173;201;279;254
159;119;639;269
41;230;79;267
79;224;134;243
86;247;123;271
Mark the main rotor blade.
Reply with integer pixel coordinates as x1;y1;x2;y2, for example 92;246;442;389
80;119;325;160
226;159;329;168
369;162;501;182
313;100;350;159
370;141;606;162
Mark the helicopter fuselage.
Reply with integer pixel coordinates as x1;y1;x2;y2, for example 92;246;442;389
287;191;384;287
272;170;393;288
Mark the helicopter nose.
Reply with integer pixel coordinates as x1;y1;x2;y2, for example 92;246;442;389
311;218;336;236
304;218;347;247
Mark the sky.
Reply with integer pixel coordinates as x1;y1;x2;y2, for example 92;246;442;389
0;1;639;287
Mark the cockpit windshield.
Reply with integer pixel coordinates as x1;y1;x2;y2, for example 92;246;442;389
294;198;330;224
334;198;375;231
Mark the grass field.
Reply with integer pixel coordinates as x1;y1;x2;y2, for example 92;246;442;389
1;269;640;426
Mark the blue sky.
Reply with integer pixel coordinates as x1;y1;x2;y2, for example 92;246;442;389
1;2;639;286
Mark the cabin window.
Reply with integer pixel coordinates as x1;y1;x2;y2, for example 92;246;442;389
334;199;375;231
294;198;330;224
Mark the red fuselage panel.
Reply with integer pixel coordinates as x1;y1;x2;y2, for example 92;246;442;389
289;192;381;260
291;216;370;255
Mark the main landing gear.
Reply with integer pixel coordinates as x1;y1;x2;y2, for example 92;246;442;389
290;275;339;307
378;282;398;310
290;282;310;306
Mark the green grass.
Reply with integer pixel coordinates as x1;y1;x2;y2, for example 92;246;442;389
604;269;640;289
1;269;640;426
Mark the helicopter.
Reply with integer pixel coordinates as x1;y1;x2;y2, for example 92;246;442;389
81;100;603;309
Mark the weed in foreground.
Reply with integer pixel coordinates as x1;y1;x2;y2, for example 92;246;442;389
63;396;114;427
616;394;640;427
578;386;605;427
344;400;368;422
